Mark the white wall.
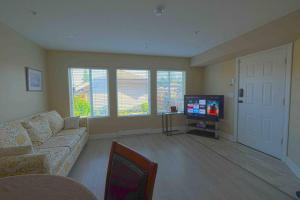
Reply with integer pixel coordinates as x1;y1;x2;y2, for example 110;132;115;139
0;22;48;121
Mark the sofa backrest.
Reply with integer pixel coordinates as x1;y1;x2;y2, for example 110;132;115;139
0;111;65;157
40;111;64;134
0;120;33;157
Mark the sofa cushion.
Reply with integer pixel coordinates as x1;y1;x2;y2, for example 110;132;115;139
36;147;70;174
38;135;80;151
56;127;87;139
22;116;53;146
64;117;80;130
0;121;33;157
41;111;64;134
0;154;49;177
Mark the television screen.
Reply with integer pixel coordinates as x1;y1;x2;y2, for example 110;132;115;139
184;95;224;121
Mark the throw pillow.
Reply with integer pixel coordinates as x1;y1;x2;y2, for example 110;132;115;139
64;117;80;129
0;121;33;157
22;116;53;146
40;111;64;134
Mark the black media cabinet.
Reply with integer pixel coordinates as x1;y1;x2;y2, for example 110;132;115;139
185;118;220;139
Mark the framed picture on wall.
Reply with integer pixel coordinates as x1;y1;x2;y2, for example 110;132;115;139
25;67;43;91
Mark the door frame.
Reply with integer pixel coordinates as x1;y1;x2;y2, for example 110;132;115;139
233;43;293;160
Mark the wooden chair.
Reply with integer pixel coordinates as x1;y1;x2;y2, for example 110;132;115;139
104;141;158;200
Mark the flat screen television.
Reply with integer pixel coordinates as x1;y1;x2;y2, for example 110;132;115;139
184;95;224;121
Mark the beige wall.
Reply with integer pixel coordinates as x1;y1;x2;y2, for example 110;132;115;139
191;10;300;67
202;41;300;168
202;60;236;137
288;39;300;166
46;50;204;134
0;22;48;122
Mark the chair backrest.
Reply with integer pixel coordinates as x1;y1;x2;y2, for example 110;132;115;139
104;142;158;200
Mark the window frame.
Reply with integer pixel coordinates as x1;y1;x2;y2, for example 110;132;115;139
68;67;110;118
156;70;186;114
116;68;151;117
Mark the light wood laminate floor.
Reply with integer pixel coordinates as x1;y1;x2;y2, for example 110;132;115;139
69;133;299;200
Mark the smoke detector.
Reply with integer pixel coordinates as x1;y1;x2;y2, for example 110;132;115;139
29;9;38;16
153;5;166;16
193;30;200;36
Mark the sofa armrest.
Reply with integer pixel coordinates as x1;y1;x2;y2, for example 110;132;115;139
0;154;50;178
79;117;88;128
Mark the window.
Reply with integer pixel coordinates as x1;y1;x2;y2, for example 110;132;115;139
69;68;109;117
157;71;186;113
117;70;150;116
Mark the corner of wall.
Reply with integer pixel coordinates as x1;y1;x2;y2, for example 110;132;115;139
286;157;300;180
0;21;48;121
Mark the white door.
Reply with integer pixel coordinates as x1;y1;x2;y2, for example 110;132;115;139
237;46;288;159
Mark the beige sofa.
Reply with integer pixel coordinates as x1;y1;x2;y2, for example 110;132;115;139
0;111;88;177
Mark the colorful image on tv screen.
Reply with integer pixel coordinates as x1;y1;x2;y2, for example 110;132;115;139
187;102;198;114
207;100;220;117
187;99;206;115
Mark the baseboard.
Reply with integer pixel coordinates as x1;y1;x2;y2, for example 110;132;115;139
89;126;186;140
286;157;300;180
218;131;234;142
89;126;232;141
89;132;118;140
118;128;151;136
89;128;161;140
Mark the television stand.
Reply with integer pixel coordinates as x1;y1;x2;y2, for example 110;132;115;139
185;118;220;139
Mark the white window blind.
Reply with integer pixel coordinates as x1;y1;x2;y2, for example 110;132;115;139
69;68;109;117
117;70;150;116
157;71;186;113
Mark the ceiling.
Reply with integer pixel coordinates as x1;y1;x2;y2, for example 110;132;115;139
0;0;300;57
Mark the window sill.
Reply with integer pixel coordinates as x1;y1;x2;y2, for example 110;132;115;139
90;116;111;119
157;112;184;115
117;114;151;118
73;116;110;119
